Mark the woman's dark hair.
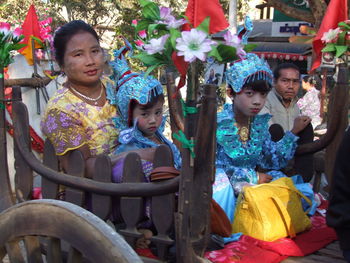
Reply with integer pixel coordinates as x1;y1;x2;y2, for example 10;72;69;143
128;93;165;127
54;20;100;66
302;75;321;90
228;72;272;95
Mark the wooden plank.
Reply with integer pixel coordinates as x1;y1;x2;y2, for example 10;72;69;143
92;155;112;220
151;145;176;260
42;139;59;199
119;153;144;247
5;240;25;263
65;150;85;206
12;99;34;201
46;238;63;263
24;236;43;263
67;246;82;263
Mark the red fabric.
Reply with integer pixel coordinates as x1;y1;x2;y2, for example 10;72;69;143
4;87;44;153
172;51;188;93
311;0;348;72
185;0;229;34
205;215;337;263
19;5;43;65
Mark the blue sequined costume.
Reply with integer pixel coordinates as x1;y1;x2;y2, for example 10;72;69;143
106;40;181;175
216;104;298;187
213;104;318;242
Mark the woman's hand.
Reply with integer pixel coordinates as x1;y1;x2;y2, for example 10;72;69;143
291;115;311;135
258;172;273;184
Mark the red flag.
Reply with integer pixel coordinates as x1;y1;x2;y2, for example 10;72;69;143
185;0;229;34
19;5;43;65
311;0;348;72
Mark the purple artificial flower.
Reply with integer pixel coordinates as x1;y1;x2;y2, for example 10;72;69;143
176;29;216;63
159;6;186;29
144;34;170;55
223;31;246;59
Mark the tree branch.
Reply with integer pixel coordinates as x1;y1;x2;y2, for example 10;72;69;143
264;0;315;24
308;0;328;28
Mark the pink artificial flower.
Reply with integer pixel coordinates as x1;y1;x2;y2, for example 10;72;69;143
160;7;173;21
223;30;246;59
35;49;44;60
12;27;23;40
321;28;341;43
159;6;186;29
144;34;169;55
138;30;147;39
0;22;11;36
132;20;138;27
135;39;145;47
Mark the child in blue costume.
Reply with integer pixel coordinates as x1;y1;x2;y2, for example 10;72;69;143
106;41;181;179
213;53;316;242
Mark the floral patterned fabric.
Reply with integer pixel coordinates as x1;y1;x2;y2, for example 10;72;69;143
41;83;119;156
297;87;322;128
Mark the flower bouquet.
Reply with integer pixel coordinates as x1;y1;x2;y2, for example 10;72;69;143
0;22;25;68
321;20;350;59
132;0;255;83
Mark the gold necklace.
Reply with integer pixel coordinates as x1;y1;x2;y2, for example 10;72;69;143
234;118;251;143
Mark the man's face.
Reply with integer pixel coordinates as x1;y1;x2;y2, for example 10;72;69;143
274;68;300;101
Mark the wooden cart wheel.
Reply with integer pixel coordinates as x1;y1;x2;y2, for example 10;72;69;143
0;199;142;263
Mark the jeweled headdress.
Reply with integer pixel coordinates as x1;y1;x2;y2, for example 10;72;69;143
225;16;273;93
109;38;163;127
225;53;273;93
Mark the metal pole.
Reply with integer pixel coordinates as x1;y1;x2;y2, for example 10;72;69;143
229;0;237;33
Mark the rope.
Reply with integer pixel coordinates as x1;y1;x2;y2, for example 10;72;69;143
173;130;195;158
180;98;198;117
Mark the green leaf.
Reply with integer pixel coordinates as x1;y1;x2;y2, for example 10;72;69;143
196;17;210;35
322;43;336;52
216;44;238;63
338;22;350;31
337;31;347;45
244;43;257;53
147;23;167;35
139;0;152;7
31;36;44;47
136;20;151;32
335;45;348;57
144;62;163;76
169;28;181;49
11;43;26;50
142;2;160;20
207;46;223;62
133;53;163;66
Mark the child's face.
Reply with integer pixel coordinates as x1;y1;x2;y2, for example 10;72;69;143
234;87;268;117
132;99;164;137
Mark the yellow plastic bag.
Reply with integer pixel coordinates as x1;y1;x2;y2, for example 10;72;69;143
232;177;312;241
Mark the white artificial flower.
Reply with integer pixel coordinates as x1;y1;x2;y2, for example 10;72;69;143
176;29;216;63
144;34;170;55
321;28;341;43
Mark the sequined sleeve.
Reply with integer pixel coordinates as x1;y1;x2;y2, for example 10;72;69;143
41;108;86;155
216;144;259;186
259;130;299;170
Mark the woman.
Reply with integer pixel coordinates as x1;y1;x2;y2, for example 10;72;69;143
41;20;118;172
213;53;314;241
297;75;322;129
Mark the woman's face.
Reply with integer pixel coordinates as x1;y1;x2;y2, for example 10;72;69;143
233;87;268;117
62;31;104;87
